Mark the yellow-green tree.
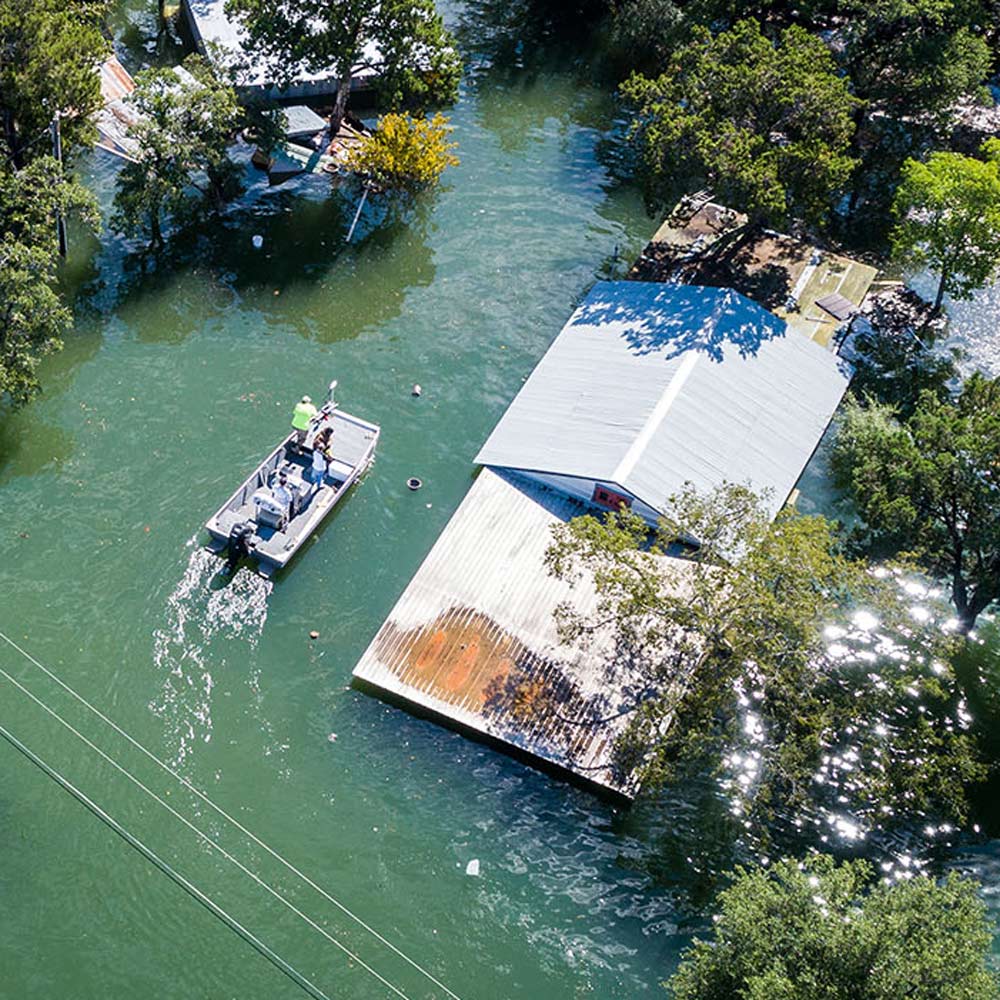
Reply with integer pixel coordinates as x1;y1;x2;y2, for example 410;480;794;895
345;112;458;196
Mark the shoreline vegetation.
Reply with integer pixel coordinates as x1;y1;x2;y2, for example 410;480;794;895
3;0;1000;996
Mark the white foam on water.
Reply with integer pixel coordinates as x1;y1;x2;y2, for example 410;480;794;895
150;538;272;767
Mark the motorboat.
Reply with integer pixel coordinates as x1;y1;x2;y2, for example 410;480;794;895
205;381;379;576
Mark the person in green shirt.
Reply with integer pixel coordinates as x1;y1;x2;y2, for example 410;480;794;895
291;395;317;447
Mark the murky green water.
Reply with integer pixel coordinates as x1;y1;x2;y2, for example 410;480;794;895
2;4;999;997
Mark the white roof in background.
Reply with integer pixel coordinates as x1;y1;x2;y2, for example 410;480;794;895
182;0;379;89
475;281;852;520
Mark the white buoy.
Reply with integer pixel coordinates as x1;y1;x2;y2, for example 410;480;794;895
252;234;264;250
412;384;422;396
465;859;480;877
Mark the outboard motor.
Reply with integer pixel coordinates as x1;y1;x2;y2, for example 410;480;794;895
225;521;255;574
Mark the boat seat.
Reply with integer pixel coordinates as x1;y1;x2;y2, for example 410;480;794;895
252;487;289;529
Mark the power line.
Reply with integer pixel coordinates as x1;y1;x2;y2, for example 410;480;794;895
0;628;463;1000
0;660;411;1000
0;715;333;1000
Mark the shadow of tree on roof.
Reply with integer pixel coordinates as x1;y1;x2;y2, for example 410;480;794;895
570;282;787;363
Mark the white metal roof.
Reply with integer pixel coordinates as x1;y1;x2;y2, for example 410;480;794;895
475;281;851;520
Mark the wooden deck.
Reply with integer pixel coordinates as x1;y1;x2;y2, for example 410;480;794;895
353;469;695;797
629;200;877;348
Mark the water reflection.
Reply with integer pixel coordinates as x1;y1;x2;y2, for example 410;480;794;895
614;571;993;900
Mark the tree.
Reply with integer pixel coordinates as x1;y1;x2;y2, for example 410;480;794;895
546;483;983;833
111;60;245;247
620;20;859;228
891;141;1000;315
832;380;1000;633
344;112;458;195
840;0;992;125
0;157;98;405
0;0;109;167
225;0;462;133
605;0;685;77
666;856;999;1000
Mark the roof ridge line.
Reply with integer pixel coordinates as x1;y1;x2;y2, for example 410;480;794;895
611;350;699;486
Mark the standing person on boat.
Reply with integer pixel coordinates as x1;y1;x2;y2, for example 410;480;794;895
310;436;329;489
291;395;317;447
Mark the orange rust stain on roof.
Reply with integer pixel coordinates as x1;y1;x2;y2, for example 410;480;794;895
413;628;446;673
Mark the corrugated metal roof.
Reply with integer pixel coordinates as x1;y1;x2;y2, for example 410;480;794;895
475;281;851;521
353;468;697;797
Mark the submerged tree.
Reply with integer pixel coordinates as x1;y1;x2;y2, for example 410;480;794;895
111;59;246;247
225;0;462;133
344;112;458;196
832;379;1000;633
0;0;109;167
620;20;859;228
891;141;1000;315
546;483;983;834
0;157;98;406
666;856;999;1000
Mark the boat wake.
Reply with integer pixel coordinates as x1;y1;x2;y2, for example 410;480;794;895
150;538;272;768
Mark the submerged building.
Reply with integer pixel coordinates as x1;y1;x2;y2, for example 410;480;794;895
179;0;379;99
353;279;853;797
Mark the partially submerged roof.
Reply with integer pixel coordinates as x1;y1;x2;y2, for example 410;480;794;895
180;0;379;93
475;281;851;523
353;468;696;797
283;105;327;137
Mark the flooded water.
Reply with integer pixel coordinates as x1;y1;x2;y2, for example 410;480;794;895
1;3;999;997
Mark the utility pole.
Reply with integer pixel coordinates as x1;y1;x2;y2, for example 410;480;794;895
50;112;68;257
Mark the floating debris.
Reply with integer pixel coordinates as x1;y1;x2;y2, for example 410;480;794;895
309;630;320;640
465;859;480;877
407;477;422;491
412;384;422;396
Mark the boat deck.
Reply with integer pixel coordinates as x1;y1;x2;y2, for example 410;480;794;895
208;409;378;570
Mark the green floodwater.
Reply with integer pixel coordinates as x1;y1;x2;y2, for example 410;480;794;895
3;4;1000;999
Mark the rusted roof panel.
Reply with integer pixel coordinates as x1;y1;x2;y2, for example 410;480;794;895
353;468;695;797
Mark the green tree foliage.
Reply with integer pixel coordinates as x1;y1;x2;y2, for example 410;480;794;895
841;0;992;123
111;59;245;247
620;20;859;228
0;157;98;405
891;141;1000;314
546;483;983;832
605;0;685;77
344;112;458;195
666;856;999;1000
225;0;462;132
0;0;109;167
833;380;1000;633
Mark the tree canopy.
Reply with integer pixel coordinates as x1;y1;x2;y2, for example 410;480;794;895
833;379;1000;633
546;483;983;835
620;20;859;228
225;0;462;131
344;112;458;195
891;141;1000;314
0;0;110;167
111;60;247;247
840;0;992;123
0;157;97;406
666;856;999;1000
